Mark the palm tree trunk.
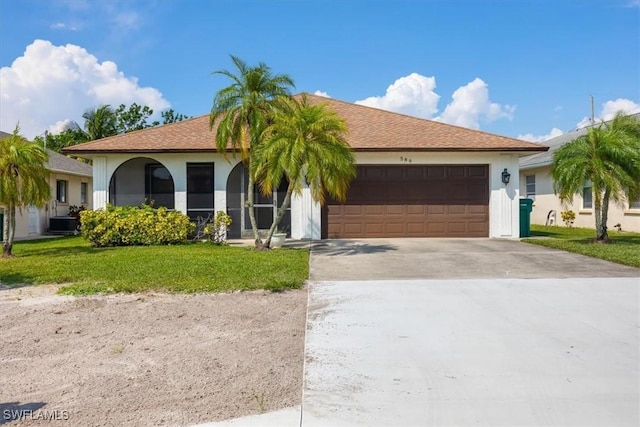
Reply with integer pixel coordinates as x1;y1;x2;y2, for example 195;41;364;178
594;189;607;242
2;205;15;257
598;189;611;242
246;165;263;249
264;184;294;249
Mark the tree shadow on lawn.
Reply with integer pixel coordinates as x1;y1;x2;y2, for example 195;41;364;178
0;402;47;424
14;245;116;258
529;230;640;245
0;273;44;289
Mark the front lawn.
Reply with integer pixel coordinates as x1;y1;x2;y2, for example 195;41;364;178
0;237;309;295
523;225;640;268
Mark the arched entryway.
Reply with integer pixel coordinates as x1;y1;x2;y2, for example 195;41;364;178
226;162;291;238
109;158;175;209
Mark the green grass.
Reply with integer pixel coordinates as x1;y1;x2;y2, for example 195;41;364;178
0;237;309;295
523;224;640;268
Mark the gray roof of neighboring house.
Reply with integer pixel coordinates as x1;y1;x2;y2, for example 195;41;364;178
519;127;589;169
46;149;92;177
0;130;92;177
519;113;640;170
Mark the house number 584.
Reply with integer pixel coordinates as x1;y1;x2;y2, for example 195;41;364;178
400;156;412;163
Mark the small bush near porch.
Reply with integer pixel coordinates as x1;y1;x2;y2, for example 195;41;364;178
81;205;195;247
524;224;640;268
0;237;309;295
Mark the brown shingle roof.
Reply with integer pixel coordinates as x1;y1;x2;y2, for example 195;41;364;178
63;93;547;154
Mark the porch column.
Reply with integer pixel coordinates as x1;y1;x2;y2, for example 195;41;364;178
92;156;108;210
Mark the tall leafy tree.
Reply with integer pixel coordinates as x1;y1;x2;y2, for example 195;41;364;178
552;111;640;241
161;109;191;124
209;55;294;248
114;103;155;133
254;95;356;248
78;104;118;140
37;104;191;155
0;126;51;257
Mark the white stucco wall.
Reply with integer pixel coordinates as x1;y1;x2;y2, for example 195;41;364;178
519;167;640;232
92;151;523;239
92;153;238;216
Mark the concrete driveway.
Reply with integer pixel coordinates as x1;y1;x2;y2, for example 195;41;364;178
309;238;640;280
303;239;640;426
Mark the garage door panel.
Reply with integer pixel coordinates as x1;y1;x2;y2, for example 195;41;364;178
469;221;489;233
365;205;384;215
447;222;468;233
428;205;446;214
385;222;404;234
364;223;384;234
344;205;364;216
427;166;446;179
385;205;404;215
407;205;425;215
469;204;488;214
447;205;466;215
325;165;489;238
407;222;426;233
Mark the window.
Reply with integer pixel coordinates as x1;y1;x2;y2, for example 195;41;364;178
186;163;214;220
56;180;68;203
144;164;175;209
630;197;640;210
80;182;88;205
582;182;593;209
525;175;536;200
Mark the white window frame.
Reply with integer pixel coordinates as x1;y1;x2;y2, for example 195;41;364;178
582;182;593;210
80;182;88;205
56;180;68;204
525;175;536;200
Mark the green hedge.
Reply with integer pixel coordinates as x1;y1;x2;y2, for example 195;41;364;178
80;205;195;247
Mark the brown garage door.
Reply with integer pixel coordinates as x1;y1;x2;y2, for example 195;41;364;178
323;165;489;238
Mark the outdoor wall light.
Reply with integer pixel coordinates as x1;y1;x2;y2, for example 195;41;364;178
501;168;511;185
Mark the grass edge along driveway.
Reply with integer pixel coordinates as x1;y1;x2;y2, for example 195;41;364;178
0;236;309;295
523;224;640;269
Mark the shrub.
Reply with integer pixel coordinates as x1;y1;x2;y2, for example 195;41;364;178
80;205;195;247
68;205;86;220
561;210;576;227
193;211;232;245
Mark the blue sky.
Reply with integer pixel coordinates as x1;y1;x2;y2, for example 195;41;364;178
1;0;638;141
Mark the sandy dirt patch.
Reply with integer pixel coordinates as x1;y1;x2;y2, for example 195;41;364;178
0;285;307;426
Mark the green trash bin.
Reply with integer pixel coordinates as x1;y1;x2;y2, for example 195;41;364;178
519;198;533;237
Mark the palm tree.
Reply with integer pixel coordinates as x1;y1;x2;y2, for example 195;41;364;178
66;105;118;142
0;126;51;257
254;95;356;248
209;55;294;248
551;111;640;241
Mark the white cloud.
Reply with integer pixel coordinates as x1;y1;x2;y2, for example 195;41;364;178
313;90;330;98
0;39;170;139
576;98;640;128
355;73;440;118
355;74;513;129
113;11;140;31
517;127;564;143
437;78;515;129
50;22;80;31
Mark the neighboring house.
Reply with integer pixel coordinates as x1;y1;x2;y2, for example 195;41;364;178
519;115;640;231
63;93;546;239
0;130;93;239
